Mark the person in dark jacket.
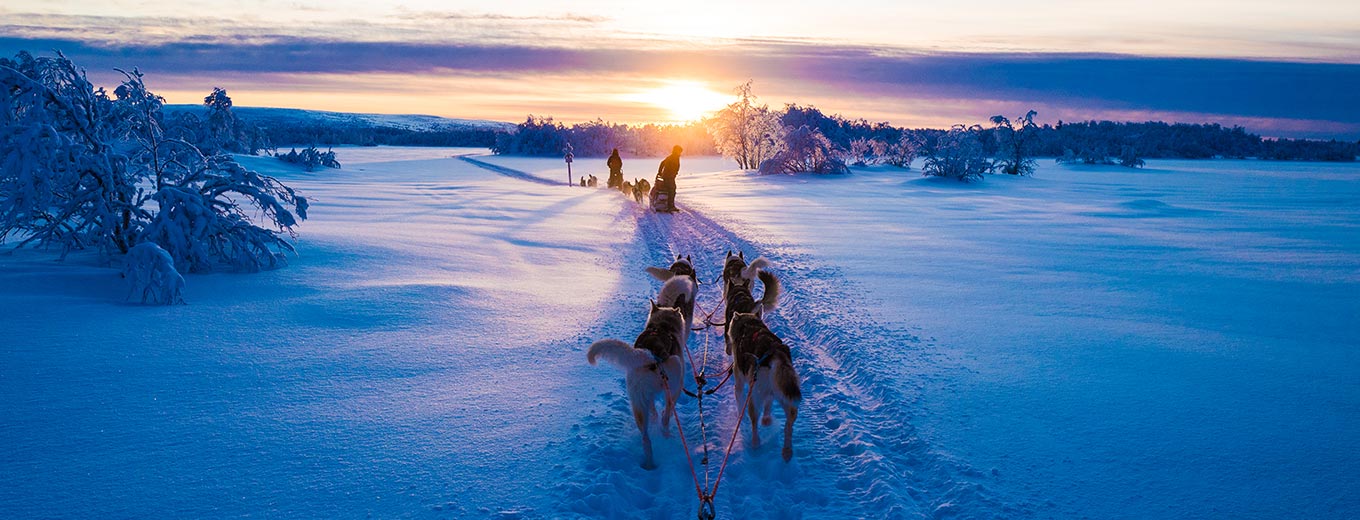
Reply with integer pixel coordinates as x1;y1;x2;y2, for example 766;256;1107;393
656;145;682;211
606;148;624;189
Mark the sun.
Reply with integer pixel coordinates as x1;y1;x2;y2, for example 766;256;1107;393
630;80;732;122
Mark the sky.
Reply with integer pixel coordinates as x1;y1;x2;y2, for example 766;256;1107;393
2;0;1359;138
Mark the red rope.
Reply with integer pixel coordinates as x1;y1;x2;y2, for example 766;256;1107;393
661;371;705;501
708;373;757;502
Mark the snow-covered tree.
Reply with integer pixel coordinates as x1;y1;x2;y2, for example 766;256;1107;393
1;51;307;273
707;81;785;169
758;125;849;174
991;110;1038;175
922;125;993;182
1;51;141;257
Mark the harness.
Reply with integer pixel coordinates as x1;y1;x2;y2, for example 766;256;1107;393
636;325;680;368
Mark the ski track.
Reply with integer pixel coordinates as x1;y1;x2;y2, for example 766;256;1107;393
460;158;1027;519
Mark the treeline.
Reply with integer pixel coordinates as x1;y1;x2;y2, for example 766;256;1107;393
491;116;718;157
243;122;499;148
776;105;1358;162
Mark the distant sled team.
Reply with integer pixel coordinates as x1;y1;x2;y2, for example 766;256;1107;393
583;146;683;213
587;252;801;469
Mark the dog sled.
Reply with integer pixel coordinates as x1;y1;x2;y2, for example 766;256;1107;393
649;177;678;213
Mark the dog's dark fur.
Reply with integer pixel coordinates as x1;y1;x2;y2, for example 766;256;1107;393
727;311;801;461
720;251;780;336
587;303;688;469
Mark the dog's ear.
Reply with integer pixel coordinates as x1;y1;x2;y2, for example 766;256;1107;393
649;298;658;312
726;250;732;258
686;255;691;262
739;251;745;260
753;306;765;320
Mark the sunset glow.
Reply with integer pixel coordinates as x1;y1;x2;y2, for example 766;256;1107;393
623;81;732;122
1;1;1357;137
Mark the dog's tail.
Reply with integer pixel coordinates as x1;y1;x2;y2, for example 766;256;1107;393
657;276;695;311
773;358;802;404
756;269;780;313
741;256;772;281
587;339;653;372
645;266;674;282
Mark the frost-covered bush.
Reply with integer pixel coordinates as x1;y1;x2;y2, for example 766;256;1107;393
845;137;887;166
278;146;340;171
922;125;993;182
991;110;1038;176
122;241;185;305
758;125;849;175
1;51;307;274
1118;145;1145;168
883;133;921;169
141;156;307;272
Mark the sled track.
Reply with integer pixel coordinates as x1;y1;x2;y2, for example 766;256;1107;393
459;158;1026;518
458;155;561;186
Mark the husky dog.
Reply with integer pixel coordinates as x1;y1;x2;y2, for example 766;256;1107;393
587;174;598;187
727;310;801;461
621;180;634;196
648;256;698;333
720;251;780;336
646;254;698;285
580;177;587;187
635;178;651;203
631;179;646;203
587;300;691;469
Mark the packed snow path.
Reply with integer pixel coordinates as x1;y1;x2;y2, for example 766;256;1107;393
460;156;1018;518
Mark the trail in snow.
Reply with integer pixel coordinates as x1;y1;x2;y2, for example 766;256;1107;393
462;156;1027;519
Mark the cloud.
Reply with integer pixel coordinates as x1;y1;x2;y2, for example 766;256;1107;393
2;35;1356;138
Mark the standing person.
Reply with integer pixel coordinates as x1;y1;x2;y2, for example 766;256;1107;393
606;148;624;189
656;145;682;212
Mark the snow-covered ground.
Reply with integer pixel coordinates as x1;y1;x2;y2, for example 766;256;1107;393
3;148;1357;519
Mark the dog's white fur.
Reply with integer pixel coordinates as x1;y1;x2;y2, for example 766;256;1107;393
587;304;687;469
654;272;696;336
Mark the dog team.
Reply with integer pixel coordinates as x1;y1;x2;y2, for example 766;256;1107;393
587;252;800;469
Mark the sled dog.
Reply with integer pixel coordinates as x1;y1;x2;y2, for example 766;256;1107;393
646;254;699;326
634;178;651;203
587;174;598;187
587;301;690;469
727;310;801;461
720;251;780;333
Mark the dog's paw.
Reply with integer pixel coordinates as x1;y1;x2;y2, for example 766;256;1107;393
761;415;773;426
641;460;657;471
782;446;793;461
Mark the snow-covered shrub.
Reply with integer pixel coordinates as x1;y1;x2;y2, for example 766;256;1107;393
758;125;849;175
1118;145;1145;168
922;125;993;182
991;110;1038;176
883;133;921;169
278;146;340;171
845;137;887;166
141;156;308;272
122;241;185;305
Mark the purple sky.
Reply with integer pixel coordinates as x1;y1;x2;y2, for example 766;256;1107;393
2;2;1358;138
